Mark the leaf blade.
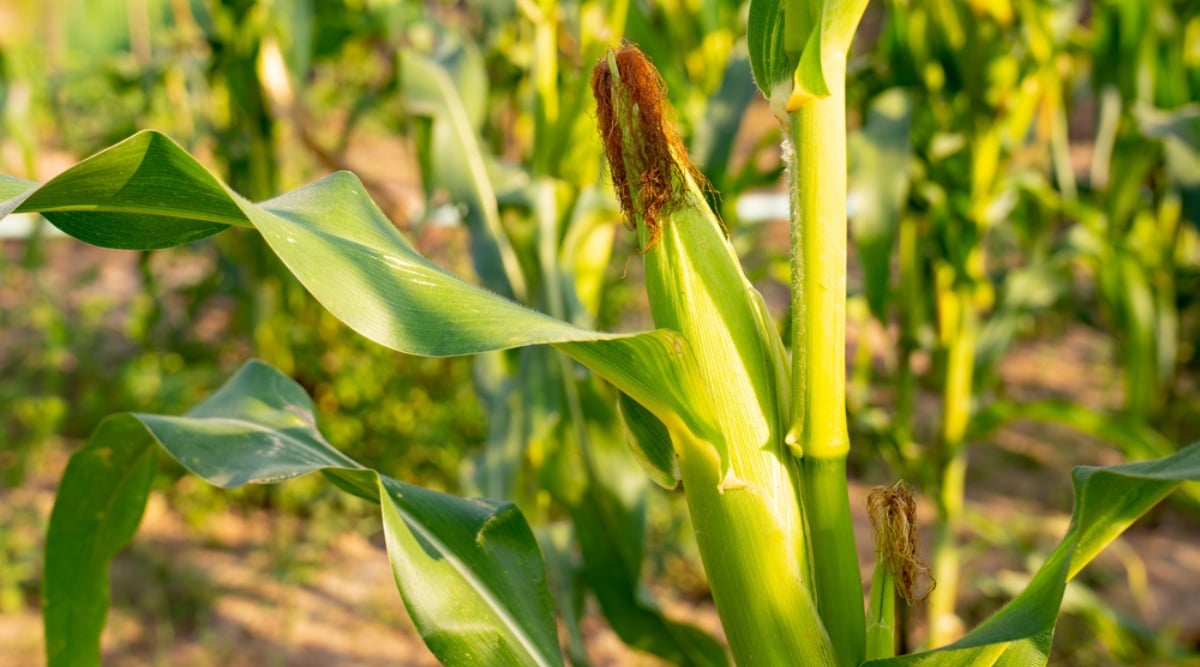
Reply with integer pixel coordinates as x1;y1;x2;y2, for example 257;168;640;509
863;443;1200;666
45;360;565;667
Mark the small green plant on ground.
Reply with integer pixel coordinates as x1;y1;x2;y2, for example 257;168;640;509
2;2;1199;666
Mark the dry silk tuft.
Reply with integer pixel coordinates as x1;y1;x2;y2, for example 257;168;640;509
867;481;934;604
591;45;708;250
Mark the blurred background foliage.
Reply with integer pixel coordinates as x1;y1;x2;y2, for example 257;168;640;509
1;0;1198;663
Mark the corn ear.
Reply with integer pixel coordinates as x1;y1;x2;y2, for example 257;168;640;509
593;45;834;666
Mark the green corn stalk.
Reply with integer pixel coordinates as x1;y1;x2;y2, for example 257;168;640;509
593;45;835;666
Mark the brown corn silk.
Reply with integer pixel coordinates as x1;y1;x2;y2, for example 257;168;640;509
867;481;934;604
591;45;706;250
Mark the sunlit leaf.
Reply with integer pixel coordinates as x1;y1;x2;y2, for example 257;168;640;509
863;443;1200;667
0;130;725;469
14;132;246;248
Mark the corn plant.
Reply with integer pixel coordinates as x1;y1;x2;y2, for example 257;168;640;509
847;0;1200;650
4;3;1200;666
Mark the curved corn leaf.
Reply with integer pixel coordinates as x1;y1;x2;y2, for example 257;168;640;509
792;0;870;103
747;0;797;112
863;442;1200;667
44;360;565;667
5;133;247;248
0;130;725;465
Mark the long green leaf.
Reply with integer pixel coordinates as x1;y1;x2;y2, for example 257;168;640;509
863;442;1200;667
13;132;247;248
401;48;527;301
43;418;158;667
44;360;565;667
0;131;724;467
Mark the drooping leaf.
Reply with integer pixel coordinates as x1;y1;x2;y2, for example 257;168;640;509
13;132;247;249
863;442;1200;667
43;418;158;667
543;381;727;667
0;130;725;470
44;360;565;667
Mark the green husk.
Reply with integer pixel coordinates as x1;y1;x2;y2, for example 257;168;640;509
593;45;835;666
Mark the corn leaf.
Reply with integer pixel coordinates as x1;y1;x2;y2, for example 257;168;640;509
10;133;245;248
401;48;527;301
862;442;1200;667
544;381;727;667
618;391;680;489
44;360;565;667
0;130;724;465
0;176;36;215
43;418;158;667
747;0;798;110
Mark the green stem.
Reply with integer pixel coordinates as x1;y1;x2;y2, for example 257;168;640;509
786;57;865;667
787;68;849;463
895;215;922;465
865;559;896;660
675;432;837;667
530;0;558;177
927;278;976;647
802;457;863;667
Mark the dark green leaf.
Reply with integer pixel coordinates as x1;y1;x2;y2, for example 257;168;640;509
43;417;158;667
15;132;244;249
45;360;565;667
